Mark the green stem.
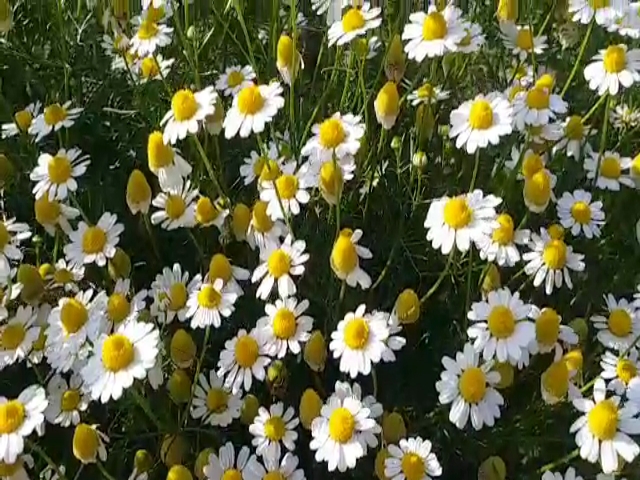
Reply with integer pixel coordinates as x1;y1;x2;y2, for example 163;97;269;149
582;93;607;122
560;19;594;97
97;462;117;480
420;251;454;304
191;136;226;199
142;214;161;262
469;149;481;190
537;449;579;473
27;439;68;480
182;326;211;427
593;94;611;189
233;0;257;71
131;388;164;431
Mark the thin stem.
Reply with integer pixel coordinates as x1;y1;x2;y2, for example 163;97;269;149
537;449;579;473
142;214;161;262
233;0;258;71
372;367;378;398
131;388;164;431
469;149;480;190
191;136;226;199
582;93;608;122
593;94;611;188
420;252;454;304
560;19;594;97
182;326;211;427
97;462;117;480
27;439;68;480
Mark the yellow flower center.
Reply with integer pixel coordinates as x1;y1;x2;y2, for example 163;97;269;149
171;89;198;122
227;70;245;88
564;349;583;372
588;399;618;441
328;407;355;443
331;230;358;275
536;308;560;346
137;21;159;40
165;194;186;220
468;99;494;130
459;367;487;403
275;174;298;200
524;170;551;207
82;226;107;255
0;400;25;434
48;154;72;185
508;84;525;101
401;453;424;480
102;333;135;372
525;87;550;110
0;460;21;477
73;424;99;462
600;156;621;179
342;8;365;33
617;359;637;384
590;0;610;7
234;335;259;368
61;298;88;335
343;317;370;350
1;323;26;350
33;327;46;351
140;56;160;79
320;161;343;197
515;28;534;51
492;214;515;245
147;131;174;169
570;201;591;225
146;6;165;23
107;293;130;324
608;309;632;337
44;103;68;126
443;197;472;230
422;11;447;40
258;159;281;183
632;154;640;177
319;118;346;149
542;361;569;399
168;282;188;311
61;389;81;412
535;73;555;90
417;83;434;99
376;81;399;116
267;249;291;279
252;156;268;177
277;35;294;67
237;85;264;115
14;109;32;132
548;224;565;240
603;45;626;74
488;305;515;339
197;284;222;309
396;289;420;324
206;388;228;413
273;308;297;339
127;170;151;206
222;470;243;480
264;473;285;480
542;239;567;269
252;201;273;233
264;416;286;441
0;224;8;250
565;116;584;140
208;254;232;283
195;197;220;225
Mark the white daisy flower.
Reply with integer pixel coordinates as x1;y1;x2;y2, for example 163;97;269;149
312;0;349;17
260;162;313;221
34;196;80;237
541;467;583;480
424;189;502;255
522;167;557;214
1;102;40;138
0;219;30;278
601;349;640;395
522;228;586;295
385;437;442;480
467;288;536;366
146;131;192;189
476;213;529;267
251;235;309;300
500;22;547;61
557;189;606;239
247;201;288;251
378;311;407;363
449;92;513;154
407;83;450;106
570;378;640;474
50;259;84;293
140;0;173;22
190;370;242;427
569;0;628;26
203;442;251;480
330;228;372;288
206;253;250;297
584;149;634;191
528;307;579;359
435;343;504;430
215;65;256;97
161;86;217;145
240;143;283;187
256;297;313;358
301;112;365;163
81;319;160;403
44;374;88;427
584;44;640;96
328;3;381;47
511;86;567;130
29;102;83;142
223;82;285;139
0;453;34;480
553;115;594;159
249;402;299;459
129;20;173;56
457;21;485;54
72;423;108;464
401;4;465;61
0;385;47;464
596;474;627;480
136;54;174;83
610;103;640;129
615;3;640;38
0;277;20;321
151;178;198;230
185;278;238;329
27;304;49;366
0;306;38;370
217;328;271;394
591;294;640;352
245;452;305;480
149;263;200;324
333;380;384;422
105;278;147;329
64;212;124;267
306;155;357;206
30;148;90;201
309;380;381;472
540;359;581;405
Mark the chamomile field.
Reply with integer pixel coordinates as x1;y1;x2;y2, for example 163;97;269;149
0;0;640;479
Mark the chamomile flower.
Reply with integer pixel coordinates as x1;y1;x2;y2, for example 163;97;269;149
401;4;465;61
151;178;198;230
0;219;30;277
384;437;442;480
541;359;581;405
449;92;513;153
557;189;606;239
476;213;529;266
301;112;365;162
190;370;242;427
195;196;228;230
569;0;628;26
223;82;285;139
140;0;173;22
44;374;88;427
217;328;271;394
260;163;313;220
215;65;256;97
245;452;305;480
249;402;299;459
328;3;381;47
203;443;251;480
147;131;193;188
435;343;504;430
511;86;567;130
528;306;579;359
456;21;485;54
523;228;585;295
247;200;287;251
29;102;83;142
72;423;108;464
101;30;130;57
590;294;640;352
136;54;174;83
523;168;557;214
570;378;640;474
2;101;40;138
105;279;147;329
500;22;547;61
407;83;450;106
0;306;38;369
424;189;502;255
150;263;200;324
330;304;391;378
50;259;84;292
30;148;90;201
584;150;635;190
81;319;159;403
257;297;313;358
309;156;357;206
207;253;250;297
251;235;309;300
239;143;282;186
610;103;640;129
129;20;172;56
616;3;640;38
600;349;640;395
467;288;535;365
554;115;593;159
584;44;640;96
186;278;237;329
0;385;47;463
330;228;372;289
34;196;80;236
161;86;218;144
64;212;124;267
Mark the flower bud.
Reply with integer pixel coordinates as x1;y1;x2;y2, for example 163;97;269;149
375;448;391;480
167;369;192;405
568;317;588;345
170;329;196;368
394;289;420;324
231;203;251;241
384;34;405;83
374;81;400;130
412;151;427;169
547;223;565;240
0;154;14;189
72;423;101;464
134;449;153;473
167;465;192;480
108;247;131;280
496;0;517;22
481;264;501;296
161;435;188;467
240;394;260;425
126;169;152;215
492;362;514;389
382;412;406;444
563;348;583;372
38;263;54;280
18;264;44;303
304;330;327;372
186;25;196;39
267;359;288;398
478;456;506;480
299;388;323;429
194;448;214;480
390;136;402;151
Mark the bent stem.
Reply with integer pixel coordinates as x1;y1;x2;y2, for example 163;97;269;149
192;135;226;199
131;387;164;431
560;19;594;97
537;448;578;473
182;326;211;427
28;439;68;480
420;251;455;304
97;462;117;480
